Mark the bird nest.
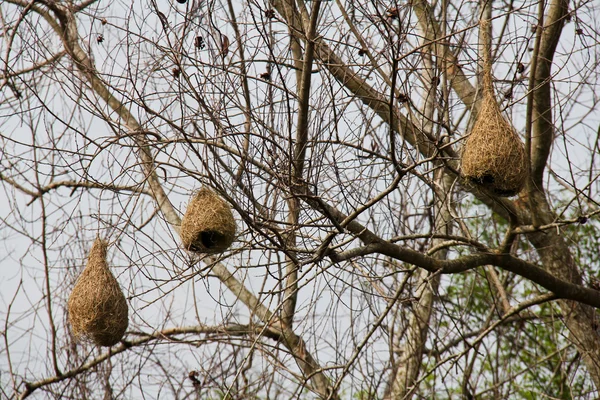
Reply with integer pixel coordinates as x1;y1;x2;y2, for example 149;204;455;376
461;93;528;196
461;19;528;197
180;188;236;253
68;239;128;347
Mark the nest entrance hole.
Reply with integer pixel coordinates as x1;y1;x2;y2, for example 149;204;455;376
187;230;228;252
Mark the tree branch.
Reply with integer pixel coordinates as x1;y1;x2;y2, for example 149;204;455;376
18;324;265;399
530;0;569;188
330;242;600;309
411;0;479;110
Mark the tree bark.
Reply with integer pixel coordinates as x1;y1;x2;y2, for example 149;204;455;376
524;0;600;389
526;198;600;389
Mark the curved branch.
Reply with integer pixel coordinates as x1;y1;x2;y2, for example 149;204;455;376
18;321;335;400
329;242;600;309
1;51;66;81
411;0;479;110
530;0;569;187
17;324;263;399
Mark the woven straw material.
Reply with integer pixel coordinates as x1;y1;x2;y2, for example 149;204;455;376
180;188;236;253
461;92;528;197
68;239;128;347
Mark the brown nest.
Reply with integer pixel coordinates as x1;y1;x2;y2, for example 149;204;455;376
180;188;236;253
68;239;128;347
461;19;528;197
461;93;528;196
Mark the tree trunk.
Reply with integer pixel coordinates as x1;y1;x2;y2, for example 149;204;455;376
527;195;600;389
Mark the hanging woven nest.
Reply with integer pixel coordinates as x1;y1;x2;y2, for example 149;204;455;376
68;239;129;347
180;188;236;253
461;20;528;197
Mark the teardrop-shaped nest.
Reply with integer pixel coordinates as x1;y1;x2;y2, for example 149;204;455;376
461;93;528;197
180;188;236;253
68;239;129;347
